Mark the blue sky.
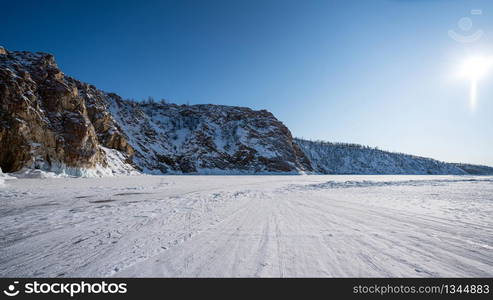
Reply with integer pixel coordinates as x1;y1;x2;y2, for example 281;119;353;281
3;0;493;165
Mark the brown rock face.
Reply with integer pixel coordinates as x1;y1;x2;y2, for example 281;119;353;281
0;48;133;174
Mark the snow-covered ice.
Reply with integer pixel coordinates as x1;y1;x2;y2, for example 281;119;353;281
0;175;492;277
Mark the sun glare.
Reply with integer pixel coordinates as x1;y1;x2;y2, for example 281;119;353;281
459;56;493;81
458;55;493;110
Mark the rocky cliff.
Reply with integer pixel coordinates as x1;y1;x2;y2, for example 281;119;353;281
0;47;135;176
1;47;491;177
0;47;311;176
109;97;311;174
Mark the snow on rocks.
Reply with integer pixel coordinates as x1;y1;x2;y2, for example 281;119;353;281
107;99;311;174
2;48;492;177
0;167;15;186
294;138;493;175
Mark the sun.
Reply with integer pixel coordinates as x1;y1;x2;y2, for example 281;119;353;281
459;56;493;81
458;55;493;109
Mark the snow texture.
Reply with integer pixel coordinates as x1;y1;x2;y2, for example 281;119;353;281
10;149;138;179
0;168;15;186
1;175;492;277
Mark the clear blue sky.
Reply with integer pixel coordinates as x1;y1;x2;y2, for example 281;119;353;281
3;0;493;165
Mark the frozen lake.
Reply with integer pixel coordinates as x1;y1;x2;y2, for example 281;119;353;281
1;175;492;277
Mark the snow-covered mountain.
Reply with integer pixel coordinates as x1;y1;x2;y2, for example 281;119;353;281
107;97;311;174
1;47;491;176
294;138;493;175
0;47;310;176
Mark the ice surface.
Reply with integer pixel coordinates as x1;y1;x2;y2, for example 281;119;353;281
0;175;492;277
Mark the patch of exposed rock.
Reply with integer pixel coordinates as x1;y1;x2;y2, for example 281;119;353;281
0;48;133;175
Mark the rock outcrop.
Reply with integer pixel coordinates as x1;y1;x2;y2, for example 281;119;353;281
0;48;311;175
109;97;311;174
0;48;135;175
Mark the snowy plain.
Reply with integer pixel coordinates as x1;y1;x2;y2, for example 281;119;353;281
0;175;492;277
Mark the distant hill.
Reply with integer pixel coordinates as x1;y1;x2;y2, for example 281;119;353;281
294;138;493;175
